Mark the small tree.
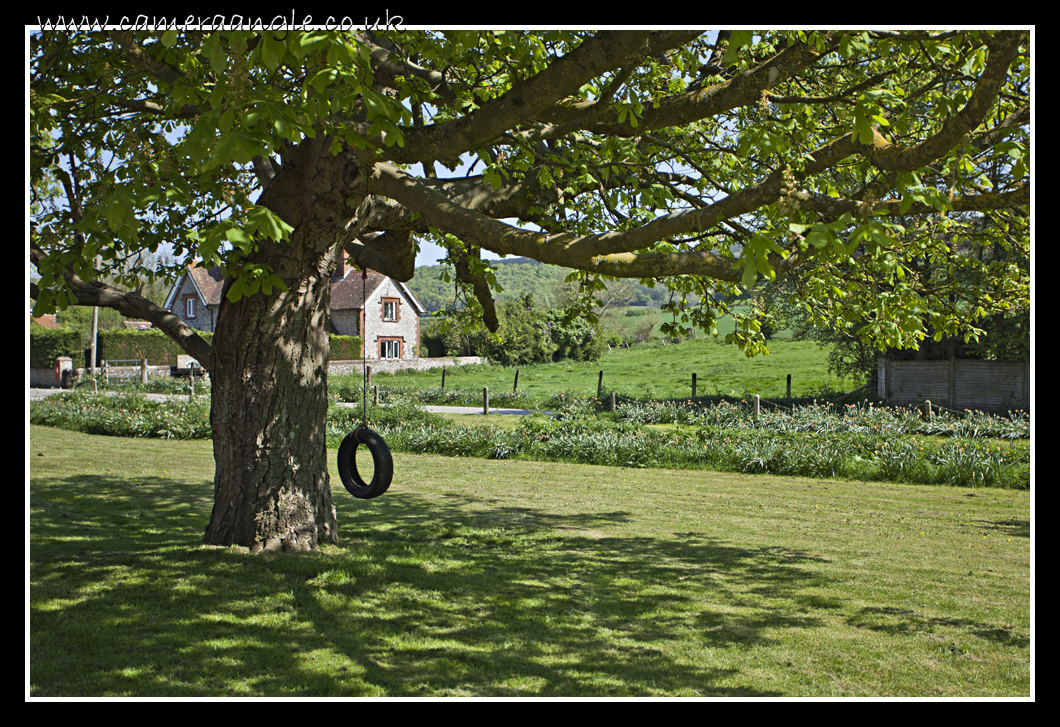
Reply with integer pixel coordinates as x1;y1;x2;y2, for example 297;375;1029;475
545;309;605;362
472;294;555;366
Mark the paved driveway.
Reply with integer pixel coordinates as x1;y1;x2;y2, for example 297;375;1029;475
29;389;553;416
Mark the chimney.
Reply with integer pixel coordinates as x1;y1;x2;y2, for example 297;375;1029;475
333;247;349;282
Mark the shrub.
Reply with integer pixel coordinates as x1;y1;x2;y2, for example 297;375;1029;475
29;325;83;368
29;391;211;439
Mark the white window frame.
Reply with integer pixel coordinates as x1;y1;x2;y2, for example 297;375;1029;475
382;300;397;321
380;339;401;359
185;297;197;318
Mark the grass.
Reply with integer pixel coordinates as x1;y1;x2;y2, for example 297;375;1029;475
334;335;861;410
29;425;1031;697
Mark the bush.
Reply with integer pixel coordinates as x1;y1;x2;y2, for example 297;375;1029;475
329;334;364;361
544;309;605;362
29;325;83;368
29;391;211;439
415;296;604;364
98;328;208;366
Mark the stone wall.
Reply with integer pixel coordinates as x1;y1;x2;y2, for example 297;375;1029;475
328;356;484;376
32;357;484;389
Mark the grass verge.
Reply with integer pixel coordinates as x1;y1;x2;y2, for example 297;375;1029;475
30;426;1031;697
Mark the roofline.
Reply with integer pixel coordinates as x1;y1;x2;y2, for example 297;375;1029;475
395;281;427;315
163;271;186;310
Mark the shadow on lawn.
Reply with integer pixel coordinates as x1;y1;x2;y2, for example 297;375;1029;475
33;471;833;697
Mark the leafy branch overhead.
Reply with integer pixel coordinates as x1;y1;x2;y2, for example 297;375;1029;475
32;29;1029;356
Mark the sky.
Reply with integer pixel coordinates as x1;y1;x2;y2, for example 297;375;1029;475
406;160;507;268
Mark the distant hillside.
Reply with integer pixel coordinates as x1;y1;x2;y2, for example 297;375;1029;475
406;258;665;313
406;258;568;313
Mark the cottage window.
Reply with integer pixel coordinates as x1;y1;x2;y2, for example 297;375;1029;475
383;300;397;321
184;297;196;318
380;339;401;359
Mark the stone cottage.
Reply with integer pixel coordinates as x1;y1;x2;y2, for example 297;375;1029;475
165;256;426;360
163;263;224;333
328;254;426;360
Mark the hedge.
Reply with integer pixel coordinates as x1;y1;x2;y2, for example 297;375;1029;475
32;326;363;368
29;325;83;369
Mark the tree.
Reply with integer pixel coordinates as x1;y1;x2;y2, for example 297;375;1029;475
31;28;1029;552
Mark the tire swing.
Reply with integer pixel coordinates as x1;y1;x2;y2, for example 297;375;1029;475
337;264;394;499
337;423;393;499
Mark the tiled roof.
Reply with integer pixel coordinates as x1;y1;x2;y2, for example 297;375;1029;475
187;265;226;306
330;269;387;311
171;264;421;313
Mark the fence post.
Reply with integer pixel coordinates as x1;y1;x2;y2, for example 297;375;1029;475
786;374;791;399
598;370;604;399
923;399;933;422
514;369;519;393
754;394;760;418
692;373;697;400
483;386;489;415
610;391;616;412
189;367;194;397
442;368;446;389
366;365;372;387
141;358;148;385
374;385;379;406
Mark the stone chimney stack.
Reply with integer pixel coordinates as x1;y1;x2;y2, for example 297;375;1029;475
333;247;349;282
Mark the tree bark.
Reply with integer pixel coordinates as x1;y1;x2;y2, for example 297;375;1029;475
202;235;341;552
200;137;370;553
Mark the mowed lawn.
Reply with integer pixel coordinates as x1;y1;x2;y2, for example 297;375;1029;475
28;426;1032;697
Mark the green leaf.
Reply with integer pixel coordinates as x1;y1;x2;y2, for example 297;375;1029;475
212;131;269;166
722;30;754;66
224;227;254;251
202;32;227;74
309;69;339;93
226;277;246;303
245;206;294;243
361;87;394;121
260;33;286;71
106;187;136;234
853;103;875;144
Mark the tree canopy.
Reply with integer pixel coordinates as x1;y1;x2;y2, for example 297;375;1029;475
29;28;1031;552
32;28;1029;356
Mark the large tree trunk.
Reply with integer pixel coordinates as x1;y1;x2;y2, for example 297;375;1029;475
198;138;401;553
202;237;342;552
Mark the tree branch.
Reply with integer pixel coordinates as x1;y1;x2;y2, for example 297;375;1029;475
368;161;798;281
30;247;214;370
453;246;499;332
855;31;1025;172
538;32;837;137
372;31;654;164
356;31;457;107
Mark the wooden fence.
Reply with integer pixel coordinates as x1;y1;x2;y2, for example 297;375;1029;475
877;358;1029;413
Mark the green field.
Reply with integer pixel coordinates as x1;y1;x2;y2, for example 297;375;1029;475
340;335;860;408
29;426;1031;697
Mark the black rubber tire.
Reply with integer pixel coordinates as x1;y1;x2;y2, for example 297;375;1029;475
337;426;393;499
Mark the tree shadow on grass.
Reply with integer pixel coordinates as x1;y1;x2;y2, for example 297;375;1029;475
37;462;1021;697
982;518;1030;538
845;607;1030;649
30;468;833;696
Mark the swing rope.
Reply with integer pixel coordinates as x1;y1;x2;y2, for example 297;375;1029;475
335;256;394;500
361;266;368;427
